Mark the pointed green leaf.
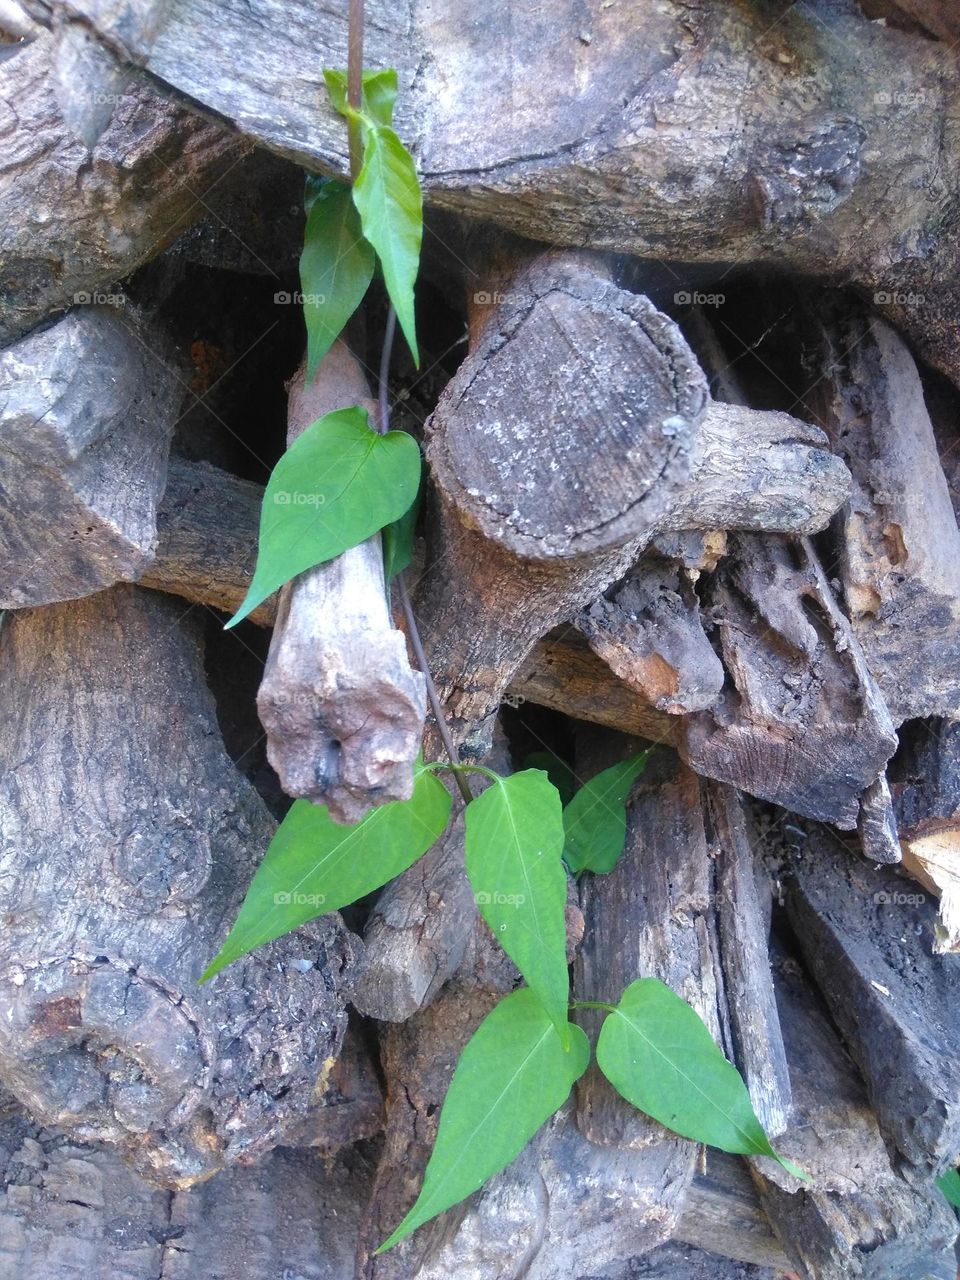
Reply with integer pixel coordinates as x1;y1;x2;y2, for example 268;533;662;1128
201;762;451;980
562;750;651;875
596;979;807;1179
937;1168;960;1208
300;179;375;380
351;122;422;365
227;407;420;628
323;67;398;126
379;988;589;1251
464;770;570;1040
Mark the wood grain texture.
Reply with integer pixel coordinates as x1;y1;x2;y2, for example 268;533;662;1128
24;0;960;387
0;587;359;1187
0;308;181;608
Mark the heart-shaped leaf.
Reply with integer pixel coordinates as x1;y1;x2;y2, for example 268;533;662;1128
597;979;807;1179
323;67;398;126
227;406;420;628
379;988;589;1251
464;770;570;1040
201;761;451;980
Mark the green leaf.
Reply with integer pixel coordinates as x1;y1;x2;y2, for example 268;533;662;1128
227;407;420;628
201;761;451;980
351;122;422;365
562;750;650;875
323;67;397;126
937;1168;960;1208
522;751;576;806
379;988;589;1251
596;979;807;1180
464;770;570;1040
381;481;420;584
300;179;375;380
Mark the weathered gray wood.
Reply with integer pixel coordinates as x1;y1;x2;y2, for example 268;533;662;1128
784;827;960;1174
0;308;181;608
0;1106;373;1279
0;31;243;344
806;306;960;724
857;773;903;866
256;345;425;821
749;940;958;1280
706;785;791;1139
0;587;360;1187
683;536;898;829
24;1;960;389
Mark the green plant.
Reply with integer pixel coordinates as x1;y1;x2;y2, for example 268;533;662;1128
204;30;806;1253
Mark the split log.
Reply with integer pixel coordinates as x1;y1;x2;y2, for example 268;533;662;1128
0;307;181;608
682;535;898;829
256;344;425;820
748;939;958;1280
416;253;848;757
805;305;960;725
676;1153;790;1272
573;738;722;1154
0;31;243;345
0;586;361;1188
784;827;960;1174
892;717;960;953
706;785;792;1139
30;1;960;388
0;1105;374;1280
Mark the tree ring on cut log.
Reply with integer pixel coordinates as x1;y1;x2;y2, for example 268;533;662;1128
0;955;216;1173
426;257;708;562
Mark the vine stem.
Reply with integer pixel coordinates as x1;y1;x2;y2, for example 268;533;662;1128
570;999;617;1014
375;303;473;805
346;0;364;179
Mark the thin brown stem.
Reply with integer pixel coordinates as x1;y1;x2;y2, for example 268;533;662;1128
377;303;472;803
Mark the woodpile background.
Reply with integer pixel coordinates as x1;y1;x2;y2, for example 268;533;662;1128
1;1;959;1277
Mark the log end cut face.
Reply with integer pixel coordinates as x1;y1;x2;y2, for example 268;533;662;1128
427;259;708;562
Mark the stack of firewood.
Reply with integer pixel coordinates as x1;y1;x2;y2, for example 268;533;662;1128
1;2;959;1278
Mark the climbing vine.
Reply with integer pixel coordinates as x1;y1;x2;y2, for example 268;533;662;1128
202;45;806;1254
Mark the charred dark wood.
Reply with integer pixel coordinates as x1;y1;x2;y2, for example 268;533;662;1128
784;827;960;1174
0;307;181;608
0;31;243;344
0;587;360;1187
748;939;957;1280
